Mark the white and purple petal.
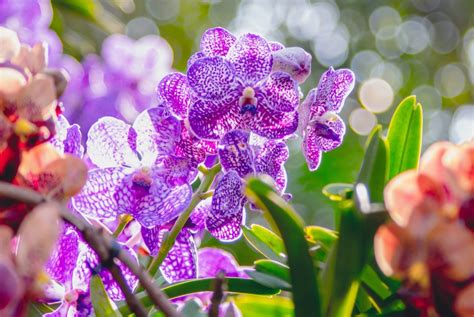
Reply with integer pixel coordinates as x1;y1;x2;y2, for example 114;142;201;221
226;33;272;86
153;155;198;186
259;72;299;112
271;47;312;84
187;56;236;100
302;130;323;171
310;113;345;152
158;73;191;119
132;179;192;228
255;141;289;193
200;27;236;57
218;130;254;178
188;94;241;140
133;107;181;166
188;197;211;233
246;103;299;139
50;115;83;157
206;171;245;242
72;167;130;220
197;248;241;278
141;225;161;256
86;117;140;168
313;67;355;114
159;228;197;283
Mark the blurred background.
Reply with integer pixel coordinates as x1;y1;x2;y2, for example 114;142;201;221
4;0;472;263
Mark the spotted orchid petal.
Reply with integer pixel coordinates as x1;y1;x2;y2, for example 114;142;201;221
227;33;272;86
131;179;192;228
46;225;81;285
188;93;241;140
309;113;346;152
269;41;285;52
260;72;299;112
197;248;241;278
132;108;181;166
313;67;355;114
200;27;236;57
85;245;139;301
153;155;197;186
175;123;216;166
271;47;312;84
187;51;205;68
141;225;161;256
189;197;211;233
255;141;289;193
302;133;323;171
158;73;191;119
50;115;84;157
218;130;254;178
73;167;130;220
246;102;299;139
187;56;236;100
206;171;245;242
86;117;140;168
159;228;197;283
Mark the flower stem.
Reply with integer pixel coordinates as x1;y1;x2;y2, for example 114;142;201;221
113;214;133;238
146;163;221;278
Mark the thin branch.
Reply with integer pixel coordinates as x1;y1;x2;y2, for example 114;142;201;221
0;181;181;317
208;271;226;317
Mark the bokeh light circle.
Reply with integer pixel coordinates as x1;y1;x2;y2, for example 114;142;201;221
359;78;394;113
434;64;466;98
449;105;474;144
349;108;378;136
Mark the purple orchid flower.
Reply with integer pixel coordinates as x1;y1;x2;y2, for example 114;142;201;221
185;27;301;140
45;224;138;316
206;130;289;241
72;107;195;229
299;67;355;171
50;115;84;157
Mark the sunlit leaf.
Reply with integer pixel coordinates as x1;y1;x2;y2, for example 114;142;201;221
245;270;292;291
304;226;338;248
90;275;119;317
234;295;294;317
387;96;423;180
255;260;291;285
322;183;353;201
52;0;96;20
246;178;321;317
243;225;286;263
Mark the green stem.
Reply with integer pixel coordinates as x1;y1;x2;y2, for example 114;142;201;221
112;214;133;238
146;163;221;278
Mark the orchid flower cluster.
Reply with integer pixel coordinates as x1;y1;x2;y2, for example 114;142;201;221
0;22;357;315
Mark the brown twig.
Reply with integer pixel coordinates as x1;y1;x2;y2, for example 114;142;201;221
0;182;181;317
208;271;226;317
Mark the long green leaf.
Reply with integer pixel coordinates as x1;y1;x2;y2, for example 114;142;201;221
255;259;291;284
245;270;292;291
387;96;423;180
246;178;321;317
234;295;294;317
90;275;119;317
243;224;286;263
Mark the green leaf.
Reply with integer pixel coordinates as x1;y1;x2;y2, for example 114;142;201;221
181;299;207;317
52;0;96;20
322;183;353;201
243;224;286;262
234;295;294;317
245;270;292;291
356;125;389;203
255;259;291;284
387;96;423;180
90;275;119;317
304;226;338;249
246;178;321;317
28;303;59;316
361;266;392;300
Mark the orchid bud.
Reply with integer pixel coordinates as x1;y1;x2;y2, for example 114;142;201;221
271;47;312;84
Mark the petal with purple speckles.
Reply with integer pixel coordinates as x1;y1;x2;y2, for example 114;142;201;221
227;33;272;86
271;47;312;84
206;171;245;242
311;113;345;152
175;123;214;166
160;228;197;283
200;27;236;57
72;167;130;220
260;72;299;112
218;130;254;178
188;93;241;140
153;155;197;186
302;129;323;171
141;225;160;256
188;197;211;233
255;141;289;193
86;117;140;168
132;180;192;228
313;67;355;114
158;73;191;119
187;56;236;100
50;115;84;157
246;103;298;139
269;41;285;52
197;248;241;278
46;226;80;285
187;51;205;69
133;108;181;166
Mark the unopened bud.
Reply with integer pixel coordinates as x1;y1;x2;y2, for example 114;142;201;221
272;47;312;84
